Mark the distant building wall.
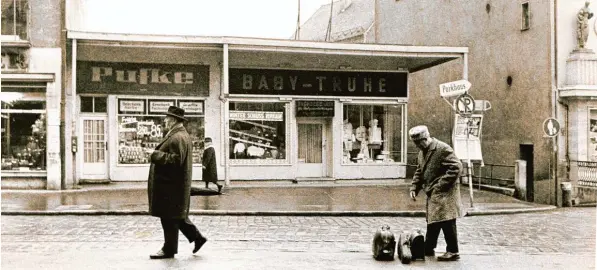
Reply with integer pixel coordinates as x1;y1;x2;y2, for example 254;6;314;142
378;0;554;180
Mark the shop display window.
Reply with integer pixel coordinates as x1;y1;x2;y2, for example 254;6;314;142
228;102;287;161
1;97;46;171
342;104;404;164
590;109;597;162
117;98;204;165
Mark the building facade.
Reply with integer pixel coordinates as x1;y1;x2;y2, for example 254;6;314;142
63;32;466;185
1;0;63;189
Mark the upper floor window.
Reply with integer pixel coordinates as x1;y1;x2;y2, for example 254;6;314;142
1;0;28;40
521;2;530;31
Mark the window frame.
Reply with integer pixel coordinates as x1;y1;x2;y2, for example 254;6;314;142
521;2;530;31
114;97;205;166
227;99;291;166
1;0;30;40
341;102;407;165
1;92;47;172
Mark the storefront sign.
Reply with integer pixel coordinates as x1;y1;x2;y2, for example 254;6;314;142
77;61;210;96
148;100;174;114
296;100;334;117
229;68;407;98
178;100;204;115
229;111;284;121
119;99;145;113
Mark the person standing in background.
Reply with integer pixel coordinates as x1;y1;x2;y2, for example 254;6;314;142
202;137;223;193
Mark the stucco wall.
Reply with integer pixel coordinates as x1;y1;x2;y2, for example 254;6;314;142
378;0;554;179
29;0;62;47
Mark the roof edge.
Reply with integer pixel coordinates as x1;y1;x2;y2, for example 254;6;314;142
67;30;468;54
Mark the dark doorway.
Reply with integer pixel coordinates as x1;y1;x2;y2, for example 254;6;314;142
519;144;534;201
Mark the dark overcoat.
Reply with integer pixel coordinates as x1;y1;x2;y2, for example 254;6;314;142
410;138;463;224
147;125;192;219
202;146;218;183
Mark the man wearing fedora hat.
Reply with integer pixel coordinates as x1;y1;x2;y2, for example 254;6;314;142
408;125;463;261
146;106;208;259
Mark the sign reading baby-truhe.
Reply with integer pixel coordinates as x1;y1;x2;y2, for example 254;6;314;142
77;61;210;96
229;68;407;98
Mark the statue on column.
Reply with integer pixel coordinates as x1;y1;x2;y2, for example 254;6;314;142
577;1;594;49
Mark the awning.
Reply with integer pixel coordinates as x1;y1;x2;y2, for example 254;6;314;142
68;31;468;73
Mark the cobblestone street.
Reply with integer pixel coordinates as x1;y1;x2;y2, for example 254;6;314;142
2;207;595;269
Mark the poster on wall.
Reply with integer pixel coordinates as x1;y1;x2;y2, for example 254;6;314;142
118;99;145;114
148;100;174;114
178;100;204;115
452;114;483;161
590;109;597;161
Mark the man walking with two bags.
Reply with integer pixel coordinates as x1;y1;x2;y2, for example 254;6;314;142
408;125;463;261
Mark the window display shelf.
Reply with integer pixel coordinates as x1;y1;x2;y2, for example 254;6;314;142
230;129;273;143
230;137;277;150
234;120;276;131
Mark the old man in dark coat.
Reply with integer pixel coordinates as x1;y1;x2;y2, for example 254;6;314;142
202;137;222;192
146;106;207;259
408;125;463;262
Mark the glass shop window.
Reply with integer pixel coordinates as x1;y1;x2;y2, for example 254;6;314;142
80;96;107;113
1;0;29;40
228;102;287;161
116;98;204;165
1;95;46;171
342;104;404;164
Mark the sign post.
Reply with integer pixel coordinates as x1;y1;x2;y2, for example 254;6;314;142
543;117;560;206
438;80;487;208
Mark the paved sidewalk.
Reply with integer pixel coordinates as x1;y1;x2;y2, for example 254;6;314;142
1;180;556;215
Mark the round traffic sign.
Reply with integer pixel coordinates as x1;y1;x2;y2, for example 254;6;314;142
455;93;475;116
543;118;560;137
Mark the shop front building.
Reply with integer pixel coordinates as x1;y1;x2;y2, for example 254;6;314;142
1;0;63;190
66;33;467;184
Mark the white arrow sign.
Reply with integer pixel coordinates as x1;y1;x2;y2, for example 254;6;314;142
439;80;472;98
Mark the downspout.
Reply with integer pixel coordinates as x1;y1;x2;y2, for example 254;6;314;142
60;0;67;189
222;44;230;186
551;0;560;206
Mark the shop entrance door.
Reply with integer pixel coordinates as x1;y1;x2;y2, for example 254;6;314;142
79;116;108;180
297;120;327;178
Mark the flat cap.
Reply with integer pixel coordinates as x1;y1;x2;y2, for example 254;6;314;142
409;125;430;140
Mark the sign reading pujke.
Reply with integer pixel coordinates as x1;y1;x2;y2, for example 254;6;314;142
77;61;210;96
229;68;408;98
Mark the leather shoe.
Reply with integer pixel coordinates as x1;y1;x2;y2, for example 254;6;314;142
437;252;460;261
424;250;435;256
149;249;174;259
217;184;223;193
193;236;207;253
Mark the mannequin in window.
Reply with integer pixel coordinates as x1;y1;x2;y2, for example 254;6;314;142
343;119;355;156
247;139;265;158
233;135;247;159
368;119;382;145
355;125;370;160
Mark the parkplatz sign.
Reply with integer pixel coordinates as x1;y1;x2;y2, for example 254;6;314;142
439;80;471;98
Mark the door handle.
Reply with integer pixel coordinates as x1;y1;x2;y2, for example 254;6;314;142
105;141;108;150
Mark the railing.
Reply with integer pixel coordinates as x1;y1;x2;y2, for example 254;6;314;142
469;163;516;188
406;150;515;189
571;160;597;187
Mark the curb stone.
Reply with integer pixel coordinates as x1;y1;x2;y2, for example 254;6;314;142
1;206;557;216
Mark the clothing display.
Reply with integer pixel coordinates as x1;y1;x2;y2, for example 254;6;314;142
368;119;382;144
